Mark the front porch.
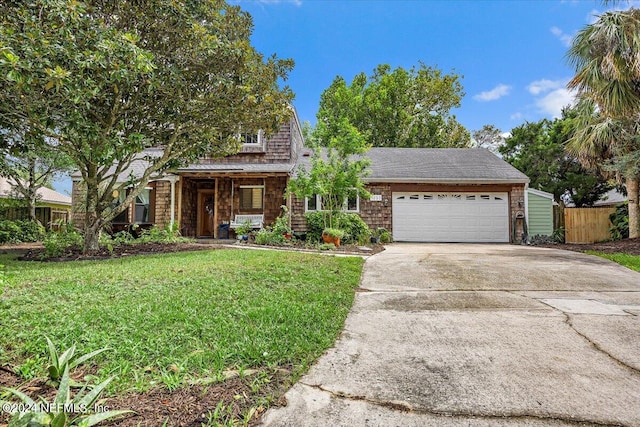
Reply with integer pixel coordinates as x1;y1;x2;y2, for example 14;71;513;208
177;174;289;238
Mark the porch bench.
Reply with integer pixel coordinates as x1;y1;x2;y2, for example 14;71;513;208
229;214;264;230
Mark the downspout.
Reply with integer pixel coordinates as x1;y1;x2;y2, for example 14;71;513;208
231;179;234;219
524;183;529;243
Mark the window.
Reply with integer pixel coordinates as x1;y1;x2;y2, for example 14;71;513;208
306;194;321;211
345;193;359;212
135;189;151;223
239;186;263;210
113;191;129;223
305;193;360;213
240;130;262;145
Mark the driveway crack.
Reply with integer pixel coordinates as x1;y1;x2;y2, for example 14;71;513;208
563;313;640;375
298;381;627;426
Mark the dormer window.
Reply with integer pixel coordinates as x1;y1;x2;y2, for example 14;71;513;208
241;130;262;146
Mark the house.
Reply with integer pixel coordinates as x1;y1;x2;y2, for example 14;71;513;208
291;147;529;243
71;111;530;243
72;111;304;238
0;176;72;226
593;188;627;207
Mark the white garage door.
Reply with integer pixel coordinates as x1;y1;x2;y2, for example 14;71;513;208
392;192;509;243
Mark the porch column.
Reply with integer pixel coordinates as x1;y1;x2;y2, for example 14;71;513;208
166;175;179;229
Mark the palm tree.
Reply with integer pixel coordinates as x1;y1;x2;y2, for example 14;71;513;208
567;8;640;238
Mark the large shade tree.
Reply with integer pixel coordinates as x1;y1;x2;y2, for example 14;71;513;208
0;0;294;251
315;63;470;148
567;7;640;238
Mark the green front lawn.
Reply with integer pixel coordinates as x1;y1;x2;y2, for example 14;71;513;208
585;251;640;272
0;249;364;394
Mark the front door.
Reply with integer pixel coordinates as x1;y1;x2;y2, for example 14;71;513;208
197;191;216;237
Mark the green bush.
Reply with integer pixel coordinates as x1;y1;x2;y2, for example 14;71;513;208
304;211;327;242
43;229;83;258
0;220;45;244
336;213;370;244
551;226;565;244
379;229;392;243
305;211;371;244
254;228;286;245
609;203;629;240
136;225;190;244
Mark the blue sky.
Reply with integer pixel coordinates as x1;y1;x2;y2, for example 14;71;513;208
53;0;627;194
231;0;627;134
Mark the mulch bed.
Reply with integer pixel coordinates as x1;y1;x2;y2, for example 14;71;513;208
3;240;383;262
538;237;640;256
0;366;291;426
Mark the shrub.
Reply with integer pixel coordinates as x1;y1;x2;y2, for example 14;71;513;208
318;243;336;251
335;213;369;244
43;229;83;258
551;226;565;244
304;211;327;242
254;228;286;245
379;229;392;243
305;211;371;244
609;203;629;240
0;220;45;244
136;225;190;244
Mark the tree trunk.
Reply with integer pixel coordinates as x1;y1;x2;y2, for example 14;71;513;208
628;176;639;239
83;178;102;253
27;157;37;222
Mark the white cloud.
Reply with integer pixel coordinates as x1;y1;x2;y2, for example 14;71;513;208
550;26;573;47
473;84;512;102
510;112;523;121
527;79;567;95
535;88;577;118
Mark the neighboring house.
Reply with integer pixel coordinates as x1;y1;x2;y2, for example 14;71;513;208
525;188;554;237
291;148;529;243
71;110;530;243
593;188;627;207
0;176;72;226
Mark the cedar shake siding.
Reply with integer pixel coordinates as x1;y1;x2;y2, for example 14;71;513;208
290;182;527;243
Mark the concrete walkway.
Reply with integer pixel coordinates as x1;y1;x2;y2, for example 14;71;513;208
262;244;640;426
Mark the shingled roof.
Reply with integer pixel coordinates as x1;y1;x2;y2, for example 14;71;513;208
0;177;72;206
296;148;529;184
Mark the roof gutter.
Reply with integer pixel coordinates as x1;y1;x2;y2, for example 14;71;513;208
364;177;530;185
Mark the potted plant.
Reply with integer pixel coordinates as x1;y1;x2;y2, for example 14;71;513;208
322;228;344;247
236;220;253;242
370;227;382;244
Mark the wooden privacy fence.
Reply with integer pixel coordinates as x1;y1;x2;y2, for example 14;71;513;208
564;207;616;244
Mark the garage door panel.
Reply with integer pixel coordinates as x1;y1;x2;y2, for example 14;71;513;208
392;192;509;243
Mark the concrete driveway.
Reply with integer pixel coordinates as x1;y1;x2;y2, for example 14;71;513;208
262;244;640;426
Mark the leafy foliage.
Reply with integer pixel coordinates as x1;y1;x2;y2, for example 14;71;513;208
609;203;629;240
315;63;469;148
567;8;640;237
472;124;504;154
2;366;130;427
335;213;370;244
304;211;327;243
288;118;371;229
0;0;294;252
0;220;45;244
43;228;83;258
45;336;110;384
500;108;611;206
